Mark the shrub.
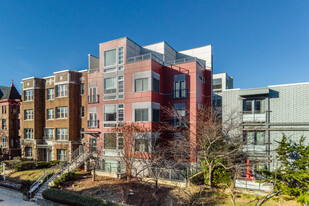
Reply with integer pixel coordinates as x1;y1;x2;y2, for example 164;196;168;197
53;172;75;188
2;160;21;169
20;180;33;195
49;160;61;166
42;188;120;206
36;161;52;169
14;161;36;171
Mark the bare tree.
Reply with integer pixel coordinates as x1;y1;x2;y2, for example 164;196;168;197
161;105;245;189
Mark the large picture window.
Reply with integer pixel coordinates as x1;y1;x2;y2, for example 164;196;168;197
104;49;117;67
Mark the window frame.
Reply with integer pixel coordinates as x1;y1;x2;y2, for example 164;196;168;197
47;109;54;120
47;88;55;100
56;84;68;98
24;110;34;120
56;128;68;140
24;90;34;101
135;78;148;92
135;108;149;122
56;107;68;119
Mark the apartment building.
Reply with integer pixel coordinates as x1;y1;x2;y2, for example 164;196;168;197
0;83;21;159
222;82;309;173
20;70;88;161
85;37;212;171
212;72;233;107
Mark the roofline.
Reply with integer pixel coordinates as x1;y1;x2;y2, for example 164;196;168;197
53;69;78;74
268;82;309;88
22;77;36;81
88;54;99;59
79;69;88;73
179;44;212;53
43;76;55;79
142;41;177;53
99;37;128;45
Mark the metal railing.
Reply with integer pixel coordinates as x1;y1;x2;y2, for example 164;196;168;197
165;57;206;68
27;144;91;200
87;120;99;128
172;89;188;99
87;95;99;104
127;53;164;65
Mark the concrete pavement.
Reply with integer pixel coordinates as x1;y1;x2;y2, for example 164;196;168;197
0;186;37;205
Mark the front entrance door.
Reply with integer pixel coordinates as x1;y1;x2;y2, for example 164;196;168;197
42;148;48;162
89;137;97;153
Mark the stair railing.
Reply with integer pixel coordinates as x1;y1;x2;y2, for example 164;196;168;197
27;144;90;199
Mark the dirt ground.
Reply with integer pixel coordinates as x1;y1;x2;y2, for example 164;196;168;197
62;172;298;206
64;173;175;206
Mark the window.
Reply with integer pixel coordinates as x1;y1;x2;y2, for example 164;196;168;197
174;103;186;126
199;75;205;83
2;120;6;130
24;110;33;120
25;147;32;157
104;133;117;149
10;106;14;114
118;47;124;65
47;109;54;120
89;86;98;103
103;133;123;150
57;149;66;161
56;107;68;119
56;85;68;97
104;77;117;94
135;109;148;122
135;78;148;92
118;104;124;121
2;137;7;148
244;132;265;145
104;67;117;73
81;128;84;139
174;80;186;98
213;78;222;90
81;106;85;118
47;89;54;100
243;99;264;113
24;129;33;139
88;112;98;128
104;49;117;67
81;84;85;95
104;105;117;121
153;109;160;122
2;106;6;114
24;90;34;101
56;128;68;140
135;139;149;153
153;78;160;93
44;128;54;140
118;76;124;93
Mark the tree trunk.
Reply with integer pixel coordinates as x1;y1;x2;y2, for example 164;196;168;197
126;167;131;182
155;179;158;193
208;167;212;188
92;168;96;181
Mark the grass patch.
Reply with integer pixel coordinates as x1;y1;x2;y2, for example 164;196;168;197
7;168;50;182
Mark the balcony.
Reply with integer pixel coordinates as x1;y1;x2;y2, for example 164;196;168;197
242;144;267;154
172;89;188;99
242;112;266;122
87;120;99;129
127;53;164;65
165;57;205;69
88;95;99;104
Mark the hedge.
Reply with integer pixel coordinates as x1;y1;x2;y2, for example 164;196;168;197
53;172;75;188
42;188;121;206
14;161;36;171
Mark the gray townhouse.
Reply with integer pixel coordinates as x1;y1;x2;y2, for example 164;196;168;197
222;82;309;173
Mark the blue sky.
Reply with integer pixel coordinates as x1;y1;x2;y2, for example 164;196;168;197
0;0;308;91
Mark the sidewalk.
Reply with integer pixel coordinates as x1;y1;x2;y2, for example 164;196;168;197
0;186;37;205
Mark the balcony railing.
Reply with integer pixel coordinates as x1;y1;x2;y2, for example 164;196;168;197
127;53;164;65
242;112;266;122
88;95;99;104
172;89;188;99
165;57;206;69
87;120;99;128
242;144;268;154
